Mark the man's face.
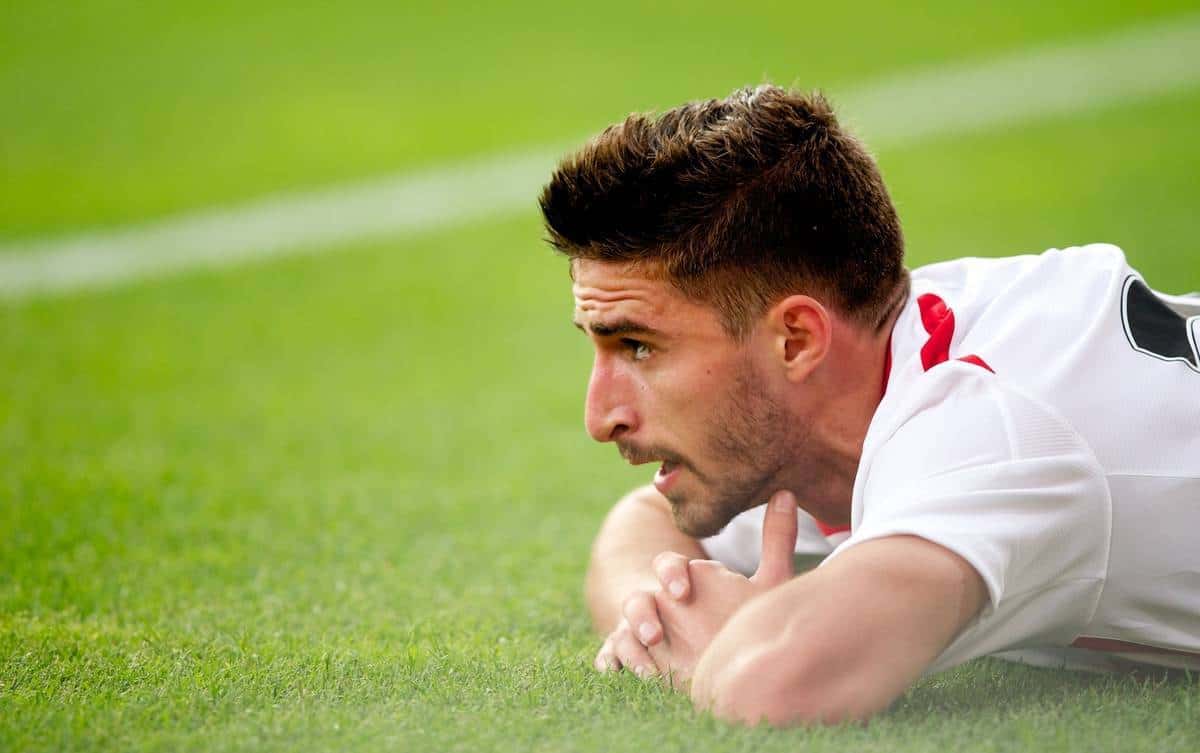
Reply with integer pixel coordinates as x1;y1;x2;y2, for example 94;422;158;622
572;259;806;537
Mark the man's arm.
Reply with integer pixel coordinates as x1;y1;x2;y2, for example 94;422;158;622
689;535;987;726
585;485;706;635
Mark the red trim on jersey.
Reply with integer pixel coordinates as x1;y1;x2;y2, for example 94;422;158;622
881;332;893;396
916;293;994;373
917;293;954;370
815;520;851;537
1071;636;1200;657
957;354;995;372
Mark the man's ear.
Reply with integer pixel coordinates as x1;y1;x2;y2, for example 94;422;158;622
766;295;831;382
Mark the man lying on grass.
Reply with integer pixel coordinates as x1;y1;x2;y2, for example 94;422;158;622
538;85;1200;726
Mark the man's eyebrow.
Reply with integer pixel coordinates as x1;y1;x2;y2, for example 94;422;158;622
572;318;661;337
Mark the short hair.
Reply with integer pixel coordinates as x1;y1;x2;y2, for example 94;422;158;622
539;85;907;337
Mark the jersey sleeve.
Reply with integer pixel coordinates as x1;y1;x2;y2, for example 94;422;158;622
827;366;1112;674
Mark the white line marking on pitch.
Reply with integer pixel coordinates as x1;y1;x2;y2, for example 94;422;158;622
2;13;1199;300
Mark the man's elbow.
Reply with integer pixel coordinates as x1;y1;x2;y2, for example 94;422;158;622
691;645;881;728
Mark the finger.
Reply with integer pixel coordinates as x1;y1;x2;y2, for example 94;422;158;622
594;636;618;672
652;551;692;601
621;590;663;646
649;591;694;692
752;490;799;587
612;622;659;678
644;629;673;677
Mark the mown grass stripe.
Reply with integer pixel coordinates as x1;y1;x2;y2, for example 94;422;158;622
1;12;1198;301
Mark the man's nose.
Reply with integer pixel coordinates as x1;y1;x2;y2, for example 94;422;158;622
584;357;638;443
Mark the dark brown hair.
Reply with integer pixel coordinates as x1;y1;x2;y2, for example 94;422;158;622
539;85;906;337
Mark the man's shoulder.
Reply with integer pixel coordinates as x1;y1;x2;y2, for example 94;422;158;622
862;361;1103;493
879;242;1144;453
909;243;1130;282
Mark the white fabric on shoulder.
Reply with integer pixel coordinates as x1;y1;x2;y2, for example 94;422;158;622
829;363;1112;674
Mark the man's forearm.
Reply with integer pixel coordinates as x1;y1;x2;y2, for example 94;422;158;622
585;485;706;634
689;535;986;726
688;566;881;725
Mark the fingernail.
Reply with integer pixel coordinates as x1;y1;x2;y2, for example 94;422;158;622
638;622;656;642
669;580;686;598
773;491;794;512
634;665;650;678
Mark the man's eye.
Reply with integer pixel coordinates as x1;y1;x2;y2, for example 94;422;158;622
621;339;652;361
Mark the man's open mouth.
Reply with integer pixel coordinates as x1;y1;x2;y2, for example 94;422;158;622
653;460;682;494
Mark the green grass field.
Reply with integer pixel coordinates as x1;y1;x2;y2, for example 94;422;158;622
3;2;1199;750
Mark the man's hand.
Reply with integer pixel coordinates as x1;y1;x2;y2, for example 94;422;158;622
646;490;800;687
593;490;800;682
592;545;702;677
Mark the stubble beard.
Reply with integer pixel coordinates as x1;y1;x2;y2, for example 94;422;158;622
669;360;806;538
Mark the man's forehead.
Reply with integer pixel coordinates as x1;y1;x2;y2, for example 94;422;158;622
571;260;672;319
569;258;730;339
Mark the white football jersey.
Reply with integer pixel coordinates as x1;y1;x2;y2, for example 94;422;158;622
702;244;1200;672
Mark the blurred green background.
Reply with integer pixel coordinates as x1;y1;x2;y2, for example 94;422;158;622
2;2;1198;751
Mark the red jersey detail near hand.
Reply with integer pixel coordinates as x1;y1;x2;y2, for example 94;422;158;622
815;520;850;537
917;293;995;373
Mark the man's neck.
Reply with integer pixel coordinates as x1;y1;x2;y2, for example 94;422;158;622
784;281;909;526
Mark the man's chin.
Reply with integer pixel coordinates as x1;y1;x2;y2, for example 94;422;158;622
669;496;736;539
666;481;768;538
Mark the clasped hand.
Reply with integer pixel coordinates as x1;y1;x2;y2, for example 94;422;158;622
594;490;801;688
